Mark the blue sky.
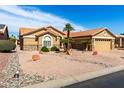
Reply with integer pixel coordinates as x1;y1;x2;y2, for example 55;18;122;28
0;5;124;37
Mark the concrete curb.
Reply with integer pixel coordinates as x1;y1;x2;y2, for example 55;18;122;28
25;65;124;88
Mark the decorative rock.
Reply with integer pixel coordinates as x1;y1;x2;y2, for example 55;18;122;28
32;55;40;61
92;51;98;55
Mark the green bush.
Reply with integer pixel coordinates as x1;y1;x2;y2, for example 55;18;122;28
51;46;58;51
41;46;49;52
0;40;16;52
55;48;60;53
51;46;60;53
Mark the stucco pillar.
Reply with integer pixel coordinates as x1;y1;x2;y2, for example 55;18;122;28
112;39;115;49
120;38;122;47
92;38;95;51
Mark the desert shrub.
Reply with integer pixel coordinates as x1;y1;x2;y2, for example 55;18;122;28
51;46;58;51
9;34;16;43
41;46;49;52
0;40;16;52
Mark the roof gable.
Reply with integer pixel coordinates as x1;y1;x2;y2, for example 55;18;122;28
20;26;65;36
94;28;116;38
36;31;59;37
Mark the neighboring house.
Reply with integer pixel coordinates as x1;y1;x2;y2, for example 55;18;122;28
65;28;116;51
115;35;124;48
19;26;65;51
19;26;116;52
0;24;9;40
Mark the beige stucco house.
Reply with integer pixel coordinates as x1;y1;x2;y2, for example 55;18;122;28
19;26;115;52
19;26;65;51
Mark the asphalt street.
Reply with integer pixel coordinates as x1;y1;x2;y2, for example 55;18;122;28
65;70;124;88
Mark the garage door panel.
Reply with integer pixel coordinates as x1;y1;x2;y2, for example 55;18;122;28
95;39;112;51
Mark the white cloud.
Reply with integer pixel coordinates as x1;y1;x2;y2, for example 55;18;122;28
0;6;86;36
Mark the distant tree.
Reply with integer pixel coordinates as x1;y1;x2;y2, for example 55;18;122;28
9;34;16;43
120;33;124;35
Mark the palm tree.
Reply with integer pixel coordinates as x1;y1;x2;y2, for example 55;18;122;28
63;23;74;54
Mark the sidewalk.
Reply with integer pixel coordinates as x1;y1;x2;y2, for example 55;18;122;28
25;65;124;88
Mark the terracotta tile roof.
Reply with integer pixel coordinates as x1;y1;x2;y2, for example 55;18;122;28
19;28;36;36
19;26;65;36
64;28;106;37
19;26;109;38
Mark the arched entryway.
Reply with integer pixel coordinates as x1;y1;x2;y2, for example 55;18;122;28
42;34;53;48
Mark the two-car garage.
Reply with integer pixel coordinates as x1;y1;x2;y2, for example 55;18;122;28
94;39;112;51
71;39;113;52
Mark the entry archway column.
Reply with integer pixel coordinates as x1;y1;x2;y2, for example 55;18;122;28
92;38;95;51
112;39;115;49
120;38;122;47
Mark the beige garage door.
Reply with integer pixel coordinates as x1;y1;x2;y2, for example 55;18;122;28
95;39;112;51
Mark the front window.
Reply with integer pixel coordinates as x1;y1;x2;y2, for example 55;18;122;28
43;36;51;48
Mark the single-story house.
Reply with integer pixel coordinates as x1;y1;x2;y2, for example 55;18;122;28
0;24;9;40
19;26;116;52
19;26;65;51
115;35;124;48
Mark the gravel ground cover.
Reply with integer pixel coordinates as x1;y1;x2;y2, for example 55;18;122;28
18;49;124;80
0;53;9;73
0;53;55;88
